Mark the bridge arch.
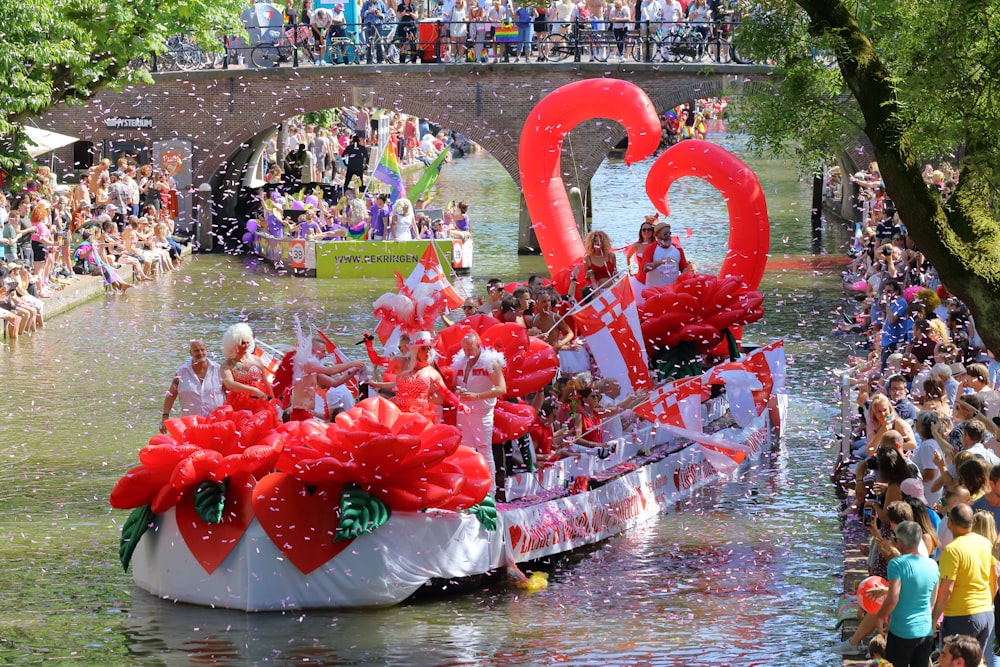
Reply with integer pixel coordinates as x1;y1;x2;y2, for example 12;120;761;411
38;63;789;250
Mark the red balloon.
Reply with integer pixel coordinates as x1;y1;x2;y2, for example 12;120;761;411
857;575;888;615
481;323;558;398
493;401;537;444
519;79;661;276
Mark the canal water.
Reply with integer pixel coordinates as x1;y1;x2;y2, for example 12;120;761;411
0;136;854;665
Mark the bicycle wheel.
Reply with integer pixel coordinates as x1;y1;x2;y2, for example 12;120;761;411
251;44;281;68
542;33;571;62
729;38;749;64
626;36;645;63
679;34;702;62
646;35;669;63
383;39;400;63
592;34;610;62
173;45;204;71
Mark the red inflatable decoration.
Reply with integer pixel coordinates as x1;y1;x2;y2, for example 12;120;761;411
519;79;661;275
645;140;770;292
519;82;770;355
109;406;284;513
639;272;764;354
481;323;559;398
493;401;537;445
110;397;495;576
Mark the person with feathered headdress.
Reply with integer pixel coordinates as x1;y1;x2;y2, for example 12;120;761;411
284;315;368;421
369;331;466;422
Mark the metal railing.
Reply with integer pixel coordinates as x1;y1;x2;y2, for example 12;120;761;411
143;19;756;72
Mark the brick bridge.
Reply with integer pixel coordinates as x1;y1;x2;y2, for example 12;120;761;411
40;62;774;251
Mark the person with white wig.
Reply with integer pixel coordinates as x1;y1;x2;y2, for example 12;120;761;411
387;197;416;241
220;322;275;413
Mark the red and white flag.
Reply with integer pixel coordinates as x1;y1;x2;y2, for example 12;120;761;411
703;361;763;428
659;422;751;473
374;244;464;346
572;278;652;395
317;330;360;396
252;344;282;383
742;340;786;413
633;376;702;430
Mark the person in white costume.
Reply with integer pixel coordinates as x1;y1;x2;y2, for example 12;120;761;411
452;332;506;491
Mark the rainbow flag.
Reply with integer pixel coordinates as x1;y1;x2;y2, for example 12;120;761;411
372;137;405;203
407;140;450;204
346;220;367;239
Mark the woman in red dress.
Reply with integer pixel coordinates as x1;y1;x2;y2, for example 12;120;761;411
570;230;617;298
372;332;465;421
220;323;275;413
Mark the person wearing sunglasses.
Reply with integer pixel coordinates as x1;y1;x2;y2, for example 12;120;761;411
442;297;481;327
624;214;658;274
639;221;689;288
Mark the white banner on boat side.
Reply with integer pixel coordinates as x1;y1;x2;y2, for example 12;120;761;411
503;445;717;563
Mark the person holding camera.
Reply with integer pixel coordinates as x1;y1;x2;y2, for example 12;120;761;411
361;0;389;62
880;279;913;368
396;0;419;63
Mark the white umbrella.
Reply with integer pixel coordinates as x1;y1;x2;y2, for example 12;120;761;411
23;126;79;158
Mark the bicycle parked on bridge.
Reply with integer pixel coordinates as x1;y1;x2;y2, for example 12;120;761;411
361;22;401;63
541;24;615;63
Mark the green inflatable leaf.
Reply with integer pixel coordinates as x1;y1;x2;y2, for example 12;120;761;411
193;479;227;524
467;495;498;531
119;505;155;572
335;485;391;541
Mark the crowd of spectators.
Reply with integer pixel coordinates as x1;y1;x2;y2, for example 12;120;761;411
263;110;451;188
237;0;740;66
835;161;1000;666
252;110;462;241
0;158;186;340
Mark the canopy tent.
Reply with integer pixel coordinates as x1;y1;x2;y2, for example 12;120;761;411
23;126;78;158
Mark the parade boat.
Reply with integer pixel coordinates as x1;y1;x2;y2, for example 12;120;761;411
252;234;473;278
119;382;784;611
110;80;784;611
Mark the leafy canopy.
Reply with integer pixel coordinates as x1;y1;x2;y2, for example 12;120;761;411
734;0;1000;187
0;0;245;169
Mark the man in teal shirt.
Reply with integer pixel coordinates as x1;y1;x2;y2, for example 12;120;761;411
877;520;939;667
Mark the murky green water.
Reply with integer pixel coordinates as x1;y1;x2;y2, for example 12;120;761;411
0;136;853;665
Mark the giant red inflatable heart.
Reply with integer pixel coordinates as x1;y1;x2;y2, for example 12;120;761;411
176;472;256;574
251;472;349;575
519;80;770;323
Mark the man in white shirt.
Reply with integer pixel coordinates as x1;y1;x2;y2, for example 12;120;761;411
659;0;682;27
161;340;225;432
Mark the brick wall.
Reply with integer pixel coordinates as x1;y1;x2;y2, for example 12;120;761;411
40;63;772;191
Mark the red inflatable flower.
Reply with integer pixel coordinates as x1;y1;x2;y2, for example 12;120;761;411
639;273;764;354
109;405;284;513
282;396;491;512
481;323;558;398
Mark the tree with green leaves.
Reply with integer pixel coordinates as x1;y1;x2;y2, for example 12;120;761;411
735;1;1000;353
0;0;245;173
